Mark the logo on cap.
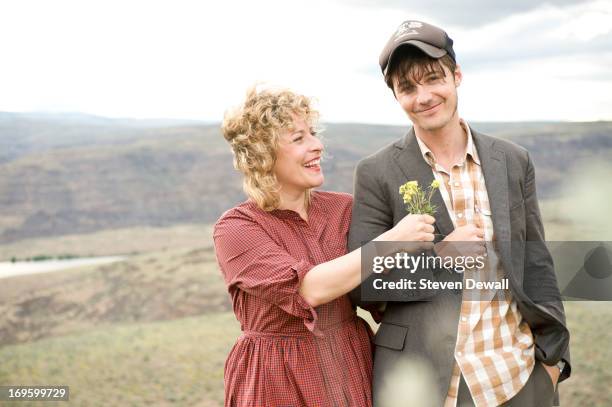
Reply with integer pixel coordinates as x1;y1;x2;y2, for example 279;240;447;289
394;21;423;41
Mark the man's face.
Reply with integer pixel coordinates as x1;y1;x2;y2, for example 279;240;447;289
392;63;462;132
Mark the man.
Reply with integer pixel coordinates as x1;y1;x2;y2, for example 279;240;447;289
348;20;571;406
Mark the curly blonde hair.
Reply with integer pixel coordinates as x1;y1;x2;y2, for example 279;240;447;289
222;86;320;211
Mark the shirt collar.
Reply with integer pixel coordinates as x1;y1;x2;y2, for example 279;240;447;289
415;119;481;167
269;190;318;221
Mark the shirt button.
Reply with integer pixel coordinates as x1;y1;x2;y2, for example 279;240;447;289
454;181;460;187
457;351;463;356
475;207;480;213
461;316;468;322
457;213;464;218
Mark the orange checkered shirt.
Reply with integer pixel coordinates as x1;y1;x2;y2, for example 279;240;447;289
416;120;535;407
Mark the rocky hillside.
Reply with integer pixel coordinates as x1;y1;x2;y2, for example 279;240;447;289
1;112;611;243
0;245;229;346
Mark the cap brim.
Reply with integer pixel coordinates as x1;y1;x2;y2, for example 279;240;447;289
385;40;447;76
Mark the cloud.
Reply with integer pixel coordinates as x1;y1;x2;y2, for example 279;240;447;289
0;0;610;123
339;0;581;27
454;1;612;71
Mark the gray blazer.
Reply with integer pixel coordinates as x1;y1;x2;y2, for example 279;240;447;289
348;127;571;405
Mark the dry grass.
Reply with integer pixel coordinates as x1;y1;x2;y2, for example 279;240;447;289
0;303;610;406
1;213;612;405
0;312;240;407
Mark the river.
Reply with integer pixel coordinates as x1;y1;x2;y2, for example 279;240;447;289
0;256;127;279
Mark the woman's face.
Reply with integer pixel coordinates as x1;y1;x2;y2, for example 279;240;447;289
273;115;324;196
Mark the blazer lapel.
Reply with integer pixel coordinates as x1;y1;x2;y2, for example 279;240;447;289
392;128;454;239
472;130;514;277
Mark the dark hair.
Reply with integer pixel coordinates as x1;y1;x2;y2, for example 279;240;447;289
385;46;457;92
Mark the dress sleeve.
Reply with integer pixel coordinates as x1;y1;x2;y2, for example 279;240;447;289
213;210;320;335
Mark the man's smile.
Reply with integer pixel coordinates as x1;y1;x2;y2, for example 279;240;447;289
415;102;442;115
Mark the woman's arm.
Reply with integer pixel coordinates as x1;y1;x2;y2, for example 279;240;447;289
299;214;435;307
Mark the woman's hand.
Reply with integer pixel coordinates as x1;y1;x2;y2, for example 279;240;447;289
374;214;435;256
382;214;436;242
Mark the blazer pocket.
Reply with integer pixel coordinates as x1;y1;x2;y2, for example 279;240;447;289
374;323;409;351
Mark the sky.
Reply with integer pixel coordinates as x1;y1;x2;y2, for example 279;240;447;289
2;0;612;124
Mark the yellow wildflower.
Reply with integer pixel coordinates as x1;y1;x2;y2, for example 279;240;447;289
399;181;419;203
398;179;438;216
399;181;418;194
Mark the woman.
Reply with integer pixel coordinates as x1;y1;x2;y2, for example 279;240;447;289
213;86;434;407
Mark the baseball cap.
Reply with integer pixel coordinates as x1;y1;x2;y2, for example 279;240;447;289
379;20;455;79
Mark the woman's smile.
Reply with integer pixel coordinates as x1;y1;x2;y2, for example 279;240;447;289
303;157;321;172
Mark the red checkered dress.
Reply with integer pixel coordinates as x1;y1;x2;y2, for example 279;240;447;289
214;191;374;407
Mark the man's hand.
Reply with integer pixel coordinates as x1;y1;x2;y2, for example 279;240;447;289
542;362;561;388
442;224;484;242
435;224;485;260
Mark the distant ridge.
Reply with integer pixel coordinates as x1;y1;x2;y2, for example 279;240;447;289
1;112;611;243
0;111;213;127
